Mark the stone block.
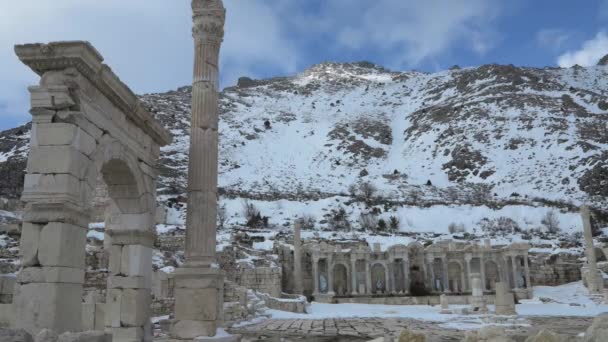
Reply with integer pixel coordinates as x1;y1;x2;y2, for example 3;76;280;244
26;146;91;179
398;329;426;342
18;267;84;284
120;245;152;284
14;282;82;334
29;85;75;110
38;223;86;268
57;331;111;342
0;329;33;342
20;223;43;267
120;288;150;327
82;303;96;331
107;214;154;232
35;329;58;342
0;276;15;295
23;174;85;204
108;327;143;342
0;304;14;328
174;288;218;321
108;245;123;275
585;313;608;342
36;123;97;156
108;276;147;289
94;303;106;331
171;320;217;340
105;289;122;328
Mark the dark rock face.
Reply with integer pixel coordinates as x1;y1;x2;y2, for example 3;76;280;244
598;54;608;66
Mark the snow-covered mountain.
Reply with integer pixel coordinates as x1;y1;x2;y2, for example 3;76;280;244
0;61;607;229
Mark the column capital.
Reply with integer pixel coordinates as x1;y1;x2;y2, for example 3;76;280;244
192;0;226;43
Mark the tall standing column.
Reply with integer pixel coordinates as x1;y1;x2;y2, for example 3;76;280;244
351;257;358;295
312;257;320;295
365;259;372;294
172;1;227;339
582;206;601;294
523;254;532;290
403;258;410;294
293;222;303;295
442;257;450;293
511;255;519;289
465;255;472;292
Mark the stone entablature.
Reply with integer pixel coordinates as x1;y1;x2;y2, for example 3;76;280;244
308;240;532;301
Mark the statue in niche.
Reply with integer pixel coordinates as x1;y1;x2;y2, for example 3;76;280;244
319;274;328;293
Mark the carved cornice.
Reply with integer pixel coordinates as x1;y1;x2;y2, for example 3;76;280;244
192;0;226;42
14;41;172;147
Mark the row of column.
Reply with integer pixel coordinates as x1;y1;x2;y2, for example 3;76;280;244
311;253;533;298
313;257;410;296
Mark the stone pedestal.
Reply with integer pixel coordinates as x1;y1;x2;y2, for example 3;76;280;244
470;273;487;313
439;294;451;314
495;282;516;315
172;268;224;340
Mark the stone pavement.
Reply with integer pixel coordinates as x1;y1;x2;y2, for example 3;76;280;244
230;316;594;342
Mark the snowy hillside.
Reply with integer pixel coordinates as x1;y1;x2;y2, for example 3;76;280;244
0;61;606;233
143;63;607;208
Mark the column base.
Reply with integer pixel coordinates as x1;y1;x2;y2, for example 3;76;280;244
172;267;224;340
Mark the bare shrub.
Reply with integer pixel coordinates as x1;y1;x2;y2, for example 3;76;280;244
479;217;520;236
542;210;560;234
242;199;259;221
359;182;377;202
217;203;227;229
448;222;466;234
389;216;400;232
299;214;316;230
358;213;378;231
328;207;350;231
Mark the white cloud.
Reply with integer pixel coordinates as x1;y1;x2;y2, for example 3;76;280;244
292;0;502;68
0;0;297;128
537;29;572;51
557;31;608;67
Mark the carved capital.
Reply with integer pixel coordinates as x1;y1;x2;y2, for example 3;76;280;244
192;0;226;42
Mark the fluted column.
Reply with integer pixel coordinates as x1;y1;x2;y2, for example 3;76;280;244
465;254;472;292
365;259;372;294
480;257;487;292
351;256;358;295
428;257;436;292
172;1;226;339
511;255;519;289
523;254;531;289
403;257;410;294
327;257;335;295
442;257;450;293
582;206;601;293
184;0;225;268
312;257;320;295
293;222;303;295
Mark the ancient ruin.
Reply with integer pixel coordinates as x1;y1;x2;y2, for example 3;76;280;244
1;1;607;342
12;41;171;339
288;240;533;303
171;0;230;340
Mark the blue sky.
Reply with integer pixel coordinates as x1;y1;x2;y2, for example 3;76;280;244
1;0;608;130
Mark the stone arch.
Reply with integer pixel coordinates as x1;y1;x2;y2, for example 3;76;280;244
484;260;500;291
371;263;387;294
332;263;349;296
13;41;171;338
448;261;463;293
392;259;407;293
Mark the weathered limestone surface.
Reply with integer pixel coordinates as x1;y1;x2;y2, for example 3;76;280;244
581;206;602;294
585;313;608;341
12;41;170;338
293;222;303;295
172;0;235;340
494;282;516;315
